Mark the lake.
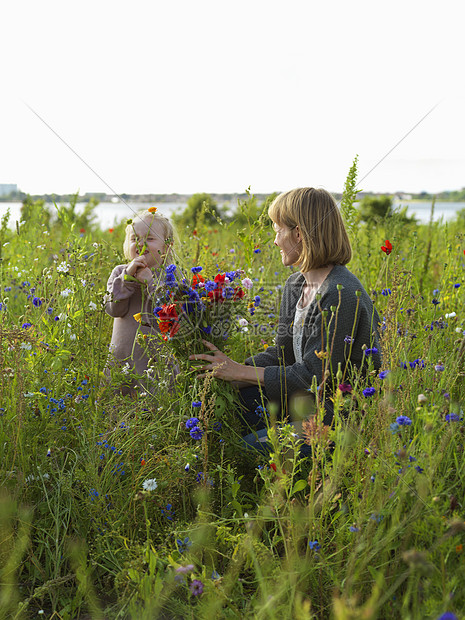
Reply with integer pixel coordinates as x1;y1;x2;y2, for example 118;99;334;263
1;199;464;230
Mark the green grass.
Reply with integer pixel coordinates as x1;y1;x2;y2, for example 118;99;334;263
0;193;464;619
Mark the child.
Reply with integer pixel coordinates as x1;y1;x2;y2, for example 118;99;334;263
104;209;176;395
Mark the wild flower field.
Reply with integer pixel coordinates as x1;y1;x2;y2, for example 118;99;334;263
0;188;464;620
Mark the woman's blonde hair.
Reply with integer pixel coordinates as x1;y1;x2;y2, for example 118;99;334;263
268;188;352;271
122;210;176;261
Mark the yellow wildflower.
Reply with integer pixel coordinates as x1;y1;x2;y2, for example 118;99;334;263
148;206;157;213
133;313;142;323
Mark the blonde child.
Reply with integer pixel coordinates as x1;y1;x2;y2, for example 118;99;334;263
104;209;176;395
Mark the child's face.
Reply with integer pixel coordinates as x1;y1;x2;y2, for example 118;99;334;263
128;218;166;268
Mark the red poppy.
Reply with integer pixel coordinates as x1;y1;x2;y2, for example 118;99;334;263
192;229;197;236
192;273;205;287
157;304;180;339
270;462;277;472
108;228;114;233
381;239;392;255
80;228;85;233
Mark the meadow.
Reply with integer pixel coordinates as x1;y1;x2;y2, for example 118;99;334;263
0;176;464;619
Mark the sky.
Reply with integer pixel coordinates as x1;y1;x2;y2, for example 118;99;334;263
1;0;464;197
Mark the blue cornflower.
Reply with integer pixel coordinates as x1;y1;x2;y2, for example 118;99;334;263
415;466;424;473
349;526;359;532
396;415;412;426
253;248;261;254
254;295;261;306
153;306;163;315
185;417;199;429
432;298;440;305
190;427;203;441
166;264;177;274
192;401;202;408
434;364;445;372
379;370;390;379
161;504;174;521
344;335;354;344
32;297;42;307
191;266;203;274
176;537;192;554
222;286;234;299
381;288;391;296
362;387;376;398
46;307;53;315
204;280;217;292
445;413;460;422
453;283;460;289
22;322;32;329
225;270;239;281
308;540;321;550
255;405;268;418
364;348;378;356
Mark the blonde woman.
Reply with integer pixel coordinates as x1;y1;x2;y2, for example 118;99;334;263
190;188;381;452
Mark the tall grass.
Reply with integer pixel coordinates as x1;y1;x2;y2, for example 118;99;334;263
0;190;464;619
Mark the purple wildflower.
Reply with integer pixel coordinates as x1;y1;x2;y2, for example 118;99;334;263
190;579;204;596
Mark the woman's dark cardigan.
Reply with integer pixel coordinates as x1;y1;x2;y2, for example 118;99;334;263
244;265;381;420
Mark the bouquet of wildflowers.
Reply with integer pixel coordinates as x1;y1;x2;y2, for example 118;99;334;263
153;264;253;359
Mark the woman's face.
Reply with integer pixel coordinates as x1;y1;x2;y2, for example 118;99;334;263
128;217;166;268
273;222;301;266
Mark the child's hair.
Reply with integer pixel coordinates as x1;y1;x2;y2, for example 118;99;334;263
268;187;352;270
123;210;176;261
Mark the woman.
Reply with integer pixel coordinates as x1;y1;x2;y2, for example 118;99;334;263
190;187;381;452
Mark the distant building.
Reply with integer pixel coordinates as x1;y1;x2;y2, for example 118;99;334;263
0;183;17;196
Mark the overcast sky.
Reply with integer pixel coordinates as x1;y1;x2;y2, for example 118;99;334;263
1;0;464;196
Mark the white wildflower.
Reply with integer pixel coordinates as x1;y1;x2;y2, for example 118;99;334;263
238;318;248;327
69;334;76;341
142;478;158;491
241;277;254;290
20;342;32;350
445;312;456;319
88;301;97;310
121;363;131;375
81;279;87;287
60;288;73;297
57;261;70;273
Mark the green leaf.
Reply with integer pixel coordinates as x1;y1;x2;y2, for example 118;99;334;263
291;479;307;496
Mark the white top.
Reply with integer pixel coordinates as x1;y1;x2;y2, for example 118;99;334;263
292;291;311;364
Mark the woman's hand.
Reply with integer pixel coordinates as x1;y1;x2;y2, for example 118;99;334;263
189;340;249;382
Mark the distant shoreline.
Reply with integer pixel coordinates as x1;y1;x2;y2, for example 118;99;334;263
1;190;464;204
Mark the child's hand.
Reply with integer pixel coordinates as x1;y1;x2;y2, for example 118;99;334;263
126;257;148;277
135;267;153;284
